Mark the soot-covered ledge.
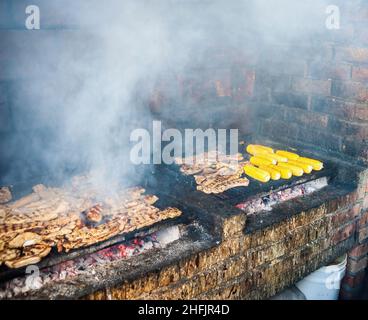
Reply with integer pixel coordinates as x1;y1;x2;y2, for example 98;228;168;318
81;169;364;300
1;148;364;300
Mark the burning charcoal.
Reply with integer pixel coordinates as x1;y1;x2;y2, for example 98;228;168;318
237;178;329;216
0;222;180;298
133;238;144;247
142;241;154;251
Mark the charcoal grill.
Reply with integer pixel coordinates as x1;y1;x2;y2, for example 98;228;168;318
151;138;340;206
0;136;350;283
0;134;364;299
0;165;221;285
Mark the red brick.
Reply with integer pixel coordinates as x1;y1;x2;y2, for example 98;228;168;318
331;223;356;245
332;80;368;102
335;47;368;63
331;205;361;228
260;119;290;138
347;256;368;273
272;92;309;110
359;226;368;243
298;127;342;152
310;97;356;120
342;271;366;288
244;69;256;97
292;78;331;95
212;69;232;97
341;138;368;161
359;210;368;228
232;69;256;101
349;243;368;259
284;108;328;129
255;73;291;92
328;119;368;139
352;204;363;217
309;62;352;80
352;66;368;82
339;192;359;209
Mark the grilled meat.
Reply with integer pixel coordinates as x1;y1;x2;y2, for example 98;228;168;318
0;180;182;269
84;204;103;223
177;152;249;194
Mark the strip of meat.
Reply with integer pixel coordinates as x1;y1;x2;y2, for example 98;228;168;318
0;248;20;264
199;177;249;194
126;187;146;199
5;255;42;269
8;232;42;248
143;195;159;205
84;204;103;223
180;164;203;175
0;213;79;239
158;207;182;219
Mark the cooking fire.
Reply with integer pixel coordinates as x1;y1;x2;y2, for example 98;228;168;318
0;176;181;269
0;0;367;302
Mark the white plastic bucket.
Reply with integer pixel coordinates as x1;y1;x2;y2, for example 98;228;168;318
296;254;347;300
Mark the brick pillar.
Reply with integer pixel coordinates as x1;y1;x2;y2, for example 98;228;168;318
340;170;368;299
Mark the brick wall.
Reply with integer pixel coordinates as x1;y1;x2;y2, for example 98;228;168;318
254;1;368;164
340;169;368;299
148;46;257;134
84;183;366;300
148;1;368;166
1;2;366;162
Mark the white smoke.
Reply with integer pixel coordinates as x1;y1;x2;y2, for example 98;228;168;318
1;0;336;191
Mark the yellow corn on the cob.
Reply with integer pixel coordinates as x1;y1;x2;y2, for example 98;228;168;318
246;145;268;155
297;157;324;171
268;164;292;179
243;165;271;183
277;162;304;177
254;145;274;153
246;144;274;156
255;154;277;165
276;150;300;160
261;153;288;163
287;160;313;174
258;165;281;180
250;156;273;167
